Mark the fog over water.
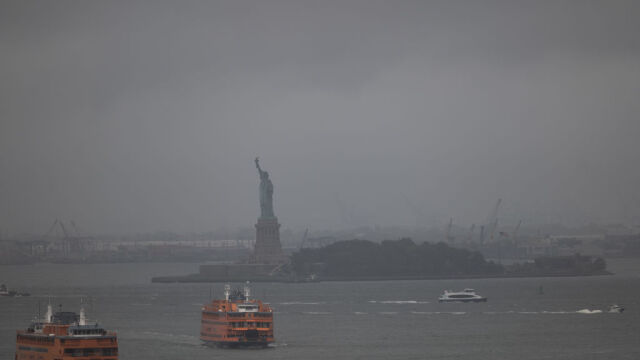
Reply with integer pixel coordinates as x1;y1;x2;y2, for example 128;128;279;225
1;0;639;234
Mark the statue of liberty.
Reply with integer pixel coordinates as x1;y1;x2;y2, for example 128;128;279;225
255;157;275;219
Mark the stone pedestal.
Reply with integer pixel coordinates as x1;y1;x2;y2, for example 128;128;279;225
254;217;286;264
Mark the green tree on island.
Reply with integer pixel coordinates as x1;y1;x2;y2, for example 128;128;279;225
291;238;503;278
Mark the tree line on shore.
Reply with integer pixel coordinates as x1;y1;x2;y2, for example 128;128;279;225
291;238;504;277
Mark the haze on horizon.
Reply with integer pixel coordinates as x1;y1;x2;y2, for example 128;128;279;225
1;0;639;235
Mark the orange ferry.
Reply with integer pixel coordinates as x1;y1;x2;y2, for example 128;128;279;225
200;283;274;348
15;304;118;360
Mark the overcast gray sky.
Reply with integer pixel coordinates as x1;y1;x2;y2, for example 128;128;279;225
1;0;639;234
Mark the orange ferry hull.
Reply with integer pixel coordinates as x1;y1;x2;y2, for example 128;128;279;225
200;288;274;348
16;333;118;360
16;310;118;360
200;309;274;348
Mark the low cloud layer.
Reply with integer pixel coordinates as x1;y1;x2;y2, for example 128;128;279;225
1;0;639;234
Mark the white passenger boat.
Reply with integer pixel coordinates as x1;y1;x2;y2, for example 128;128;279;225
438;288;487;303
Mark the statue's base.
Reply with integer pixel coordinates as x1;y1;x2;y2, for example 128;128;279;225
151;263;288;283
254;217;286;265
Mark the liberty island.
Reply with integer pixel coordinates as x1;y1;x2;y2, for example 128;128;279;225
152;157;286;282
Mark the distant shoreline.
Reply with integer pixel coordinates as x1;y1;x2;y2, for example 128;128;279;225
151;270;612;283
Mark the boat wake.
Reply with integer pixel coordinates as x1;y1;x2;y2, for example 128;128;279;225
279;301;325;305
302;311;331;315
368;300;429;304
411;311;466;315
482;310;606;315
268;342;288;348
523;309;604;315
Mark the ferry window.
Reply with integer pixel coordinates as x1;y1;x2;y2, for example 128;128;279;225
63;347;118;356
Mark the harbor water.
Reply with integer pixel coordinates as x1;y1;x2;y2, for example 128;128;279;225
1;259;639;359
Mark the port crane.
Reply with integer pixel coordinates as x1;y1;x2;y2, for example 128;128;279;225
42;219;84;257
512;220;522;257
297;228;309;250
489;218;499;243
467;224;476;243
512;220;522;240
482;198;501;243
445;218;455;243
485;198;502;226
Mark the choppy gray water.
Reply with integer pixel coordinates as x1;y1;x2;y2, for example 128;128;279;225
2;260;639;359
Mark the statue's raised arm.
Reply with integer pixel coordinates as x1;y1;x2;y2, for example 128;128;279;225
255;157;264;175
